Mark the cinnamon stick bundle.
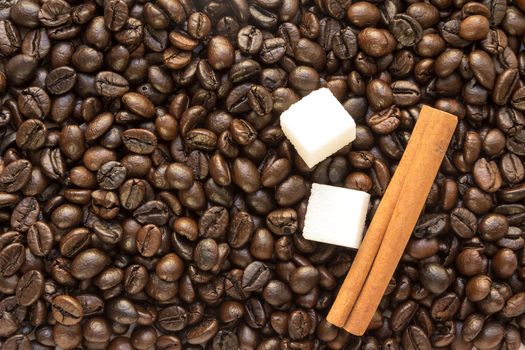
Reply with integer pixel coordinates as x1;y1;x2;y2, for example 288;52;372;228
326;107;432;327
327;106;458;334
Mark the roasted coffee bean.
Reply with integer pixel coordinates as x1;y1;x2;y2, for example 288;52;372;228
451;207;477;238
11;196;39;232
97;161;127;190
104;0;128;32
0;159;32;193
242;261;271;292
208;35;235;71
122;129;158;154
27;222;53;257
391;80;421;106
0;259;24;292
16;119;47;150
390;14;423;47
106;297;138;325
238;25;263;54
71;248;110;280
51;294;84;325
122;92;155;119
157;305;187;332
403;325;431;350
15;270;44;306
124;264;148;294
5;54;39;86
358;28;396;57
331;28;357;60
22;28;50;60
38;0;71;27
0;20;21;56
59;228;91;258
460;15;490;41
259;37;286;65
45;66;77;95
419;263;451;294
18;87;51;119
228;211;254;248
136;224;161;257
95;71;130;98
391;300;418;332
367;106;400;134
473;158;503;192
163;47;192;70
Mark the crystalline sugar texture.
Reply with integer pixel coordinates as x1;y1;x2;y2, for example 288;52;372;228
280;88;356;168
303;183;370;249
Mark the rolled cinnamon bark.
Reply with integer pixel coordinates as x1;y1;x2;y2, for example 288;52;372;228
343;106;457;335
326;106;432;327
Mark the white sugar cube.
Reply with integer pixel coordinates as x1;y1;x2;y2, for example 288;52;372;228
303;183;370;249
280;88;356;168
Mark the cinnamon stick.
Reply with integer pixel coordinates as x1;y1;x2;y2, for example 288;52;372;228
343;106;457;335
326;107;432;327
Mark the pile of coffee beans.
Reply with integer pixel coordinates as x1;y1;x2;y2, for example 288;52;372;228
0;0;524;348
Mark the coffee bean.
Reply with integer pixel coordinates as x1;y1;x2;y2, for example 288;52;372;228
358;28;396;57
136;224;161;257
122;128;158;154
0;20;21;56
18;87;51;119
0;159;32;193
242;261;271;292
104;0;128;32
493;68;519;105
470;50;496;89
59;228;91;258
38;0;71;27
187;318;219;345
402;325;431;350
6;54;39;87
266;208;298;235
27;222;53;257
391;300;418;332
207;35;235;70
51;294;84;325
123;264;148;295
46;66;77;95
15;119;47;151
11;196;39;232
71;248;110;280
344;2;376;27
106;297;138;324
460;15;490;41
122;92;155;119
16;270;44;306
390;14;423;47
186;12;211;39
194;238;218;271
500;152;525;184
232;158;260;193
95;71;130;98
97;161;127;190
259;37;286;65
40;148;67;181
238;25;263;54
327;29;355;62
473;158;503;192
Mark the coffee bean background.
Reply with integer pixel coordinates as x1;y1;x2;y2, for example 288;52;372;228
0;0;524;349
